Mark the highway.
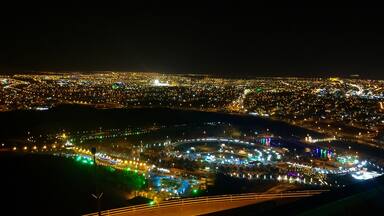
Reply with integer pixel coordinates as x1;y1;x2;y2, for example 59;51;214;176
84;190;327;216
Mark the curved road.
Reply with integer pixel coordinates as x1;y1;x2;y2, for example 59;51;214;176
84;190;327;216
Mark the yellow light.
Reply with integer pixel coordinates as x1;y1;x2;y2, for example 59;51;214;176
23;146;27;150
329;77;340;82
61;133;67;139
12;147;17;151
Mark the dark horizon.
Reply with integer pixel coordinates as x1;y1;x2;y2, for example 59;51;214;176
1;5;384;79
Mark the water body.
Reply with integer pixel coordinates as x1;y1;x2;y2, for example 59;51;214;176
0;105;318;139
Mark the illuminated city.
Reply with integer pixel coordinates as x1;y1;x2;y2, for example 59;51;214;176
2;5;384;216
1;78;384;214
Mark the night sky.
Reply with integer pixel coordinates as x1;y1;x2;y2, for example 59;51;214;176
1;4;384;78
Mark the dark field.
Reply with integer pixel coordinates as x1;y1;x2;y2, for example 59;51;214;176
0;153;148;215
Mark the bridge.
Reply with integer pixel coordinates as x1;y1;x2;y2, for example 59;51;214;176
146;137;271;148
84;190;327;216
172;137;271;146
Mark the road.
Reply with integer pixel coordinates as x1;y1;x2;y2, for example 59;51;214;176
84;190;326;216
111;199;269;216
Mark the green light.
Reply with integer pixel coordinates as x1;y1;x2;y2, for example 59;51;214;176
82;160;88;164
192;189;198;194
149;201;155;206
112;83;120;90
126;167;131;171
76;156;82;161
134;169;138;173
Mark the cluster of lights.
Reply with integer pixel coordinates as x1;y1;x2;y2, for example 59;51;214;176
305;135;337;143
227;171;329;186
352;170;382;180
337;155;359;164
74;147;92;155
75;155;94;165
152;175;201;198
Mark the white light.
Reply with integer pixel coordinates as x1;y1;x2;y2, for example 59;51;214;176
352;171;382;180
153;79;170;87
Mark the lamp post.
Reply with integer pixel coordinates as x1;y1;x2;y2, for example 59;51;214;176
91;147;103;216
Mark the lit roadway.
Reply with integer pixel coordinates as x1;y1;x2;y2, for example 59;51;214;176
84;190;327;216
